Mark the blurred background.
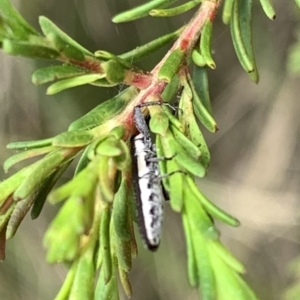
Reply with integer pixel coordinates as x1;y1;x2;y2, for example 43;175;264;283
0;0;300;299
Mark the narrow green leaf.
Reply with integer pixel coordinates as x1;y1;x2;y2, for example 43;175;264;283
187;177;240;227
98;156;115;203
187;74;217;132
115;239;132;274
156;135;170;192
209;252;258;300
47;74;104;95
184;183;217;239
222;0;235;24
100;207;112;283
31;161;72;220
239;0;259;83
170;125;201;159
184;191;217;299
174;151;206;178
2;39;60;59
192;66;212;114
118;267;132;298
90;78;118;88
52;130;94;147
44;196;85;262
161;75;180;103
230;0;259;83
13;149;72;200
163;106;183;132
0;166;33;206
182;212;198;287
112;178;131;241
54;262;78;300
150;0;201;17
39;16;92;57
69;247;95;300
179;78;211;168
158;49;185;82
259;0;276;20
0;0;39;40
32;65;86;85
95;266;119;300
295;0;300;10
6;194;36;239
0;197;15;231
210;241;245;274
199;20;216;69
68;87;136;131
192;50;206;67
149;111;169;135
167;159;184;212
4;146;57;172
112;0;179;23
48;159;98;204
119;28;183;63
7;138;53;150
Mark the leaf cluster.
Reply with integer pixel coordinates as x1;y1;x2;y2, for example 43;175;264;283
1;0;299;299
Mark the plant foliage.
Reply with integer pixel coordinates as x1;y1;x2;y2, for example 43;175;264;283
0;0;299;299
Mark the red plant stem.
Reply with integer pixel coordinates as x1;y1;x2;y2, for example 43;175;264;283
92;0;221;138
152;0;220;75
128;0;220;90
121;0;221;133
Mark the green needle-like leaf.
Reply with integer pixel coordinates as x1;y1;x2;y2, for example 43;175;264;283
31;162;72;220
7;138;53;150
259;0;276;20
112;0;179;23
182;212;198;287
54;262;78;300
150;0;201;17
0;0;39;40
0;166;34;206
69;247;95;300
149;111;169;135
95;265;119;300
112;178;132;241
2;39;60;59
48;159;98;204
192;66;213;115
119;28;183;63
32;65;87;85
4;146;57;172
68;87;136;131
171;125;201;159
44;196;85;262
200;20;216;69
47;74;105;95
100;207;112;283
158;48;185;82
39;16;92;57
52;130;94;147
187;177;240;227
13;149;75;200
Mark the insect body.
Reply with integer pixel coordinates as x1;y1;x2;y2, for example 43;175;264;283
131;105;165;250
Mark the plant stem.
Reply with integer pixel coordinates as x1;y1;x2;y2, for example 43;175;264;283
124;0;221;130
92;0;222;138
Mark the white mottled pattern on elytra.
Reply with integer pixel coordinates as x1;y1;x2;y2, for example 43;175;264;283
133;133;165;247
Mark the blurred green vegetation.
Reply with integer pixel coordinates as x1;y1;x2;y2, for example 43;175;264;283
1;1;300;299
